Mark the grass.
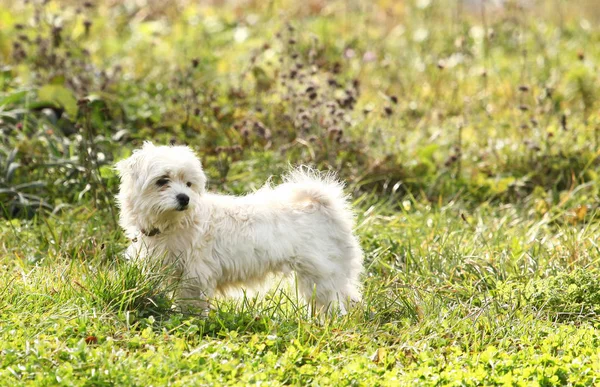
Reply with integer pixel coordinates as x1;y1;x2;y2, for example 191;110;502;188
2;0;600;385
4;200;600;385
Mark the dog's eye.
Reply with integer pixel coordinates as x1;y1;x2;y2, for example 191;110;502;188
156;178;169;187
186;182;192;187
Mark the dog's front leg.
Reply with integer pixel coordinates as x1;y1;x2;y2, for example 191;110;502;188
178;280;213;317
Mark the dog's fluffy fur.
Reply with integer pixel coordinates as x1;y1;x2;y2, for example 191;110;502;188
116;142;363;313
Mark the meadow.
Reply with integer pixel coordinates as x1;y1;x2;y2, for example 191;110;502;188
2;0;600;385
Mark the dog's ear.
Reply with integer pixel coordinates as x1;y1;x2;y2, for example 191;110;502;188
142;141;155;150
114;157;134;179
115;151;142;180
115;143;153;179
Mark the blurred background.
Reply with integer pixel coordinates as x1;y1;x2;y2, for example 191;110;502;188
1;0;599;218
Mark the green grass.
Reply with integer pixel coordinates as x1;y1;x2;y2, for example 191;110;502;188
3;200;600;385
3;0;600;385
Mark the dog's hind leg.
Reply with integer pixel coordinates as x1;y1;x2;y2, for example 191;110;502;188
295;253;362;316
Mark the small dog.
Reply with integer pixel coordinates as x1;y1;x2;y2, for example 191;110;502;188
115;142;363;314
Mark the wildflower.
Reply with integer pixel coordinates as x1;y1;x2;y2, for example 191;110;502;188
363;51;376;62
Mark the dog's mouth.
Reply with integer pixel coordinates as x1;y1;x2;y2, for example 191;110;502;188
176;204;189;211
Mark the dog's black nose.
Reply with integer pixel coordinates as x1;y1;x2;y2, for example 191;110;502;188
176;193;190;207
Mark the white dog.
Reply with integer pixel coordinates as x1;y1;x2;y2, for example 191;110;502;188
115;142;363;314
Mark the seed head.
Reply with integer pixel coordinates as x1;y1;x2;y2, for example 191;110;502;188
51;25;63;47
561;114;567;131
84;19;92;35
332;62;342;74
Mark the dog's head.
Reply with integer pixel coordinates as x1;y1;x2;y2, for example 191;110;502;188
115;142;207;234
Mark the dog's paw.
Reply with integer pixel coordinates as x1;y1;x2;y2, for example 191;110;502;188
177;299;212;318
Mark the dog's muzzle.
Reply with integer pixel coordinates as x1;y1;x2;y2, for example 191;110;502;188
176;193;190;211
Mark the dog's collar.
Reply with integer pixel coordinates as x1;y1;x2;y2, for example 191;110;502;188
141;227;161;237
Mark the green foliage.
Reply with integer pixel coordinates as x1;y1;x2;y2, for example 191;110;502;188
500;268;600;320
37;85;78;118
83;257;177;316
564;64;599;119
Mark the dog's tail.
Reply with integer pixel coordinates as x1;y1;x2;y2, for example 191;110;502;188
283;166;355;230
